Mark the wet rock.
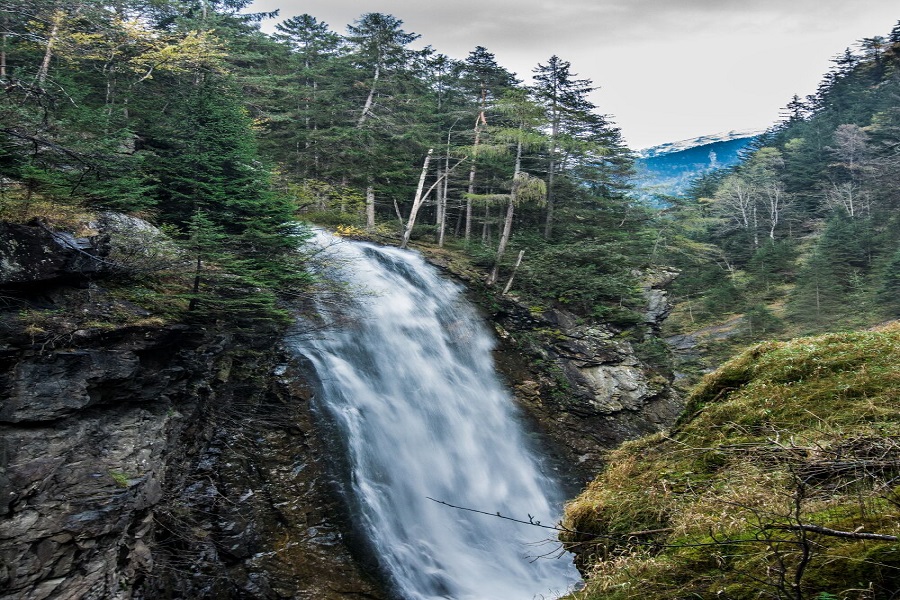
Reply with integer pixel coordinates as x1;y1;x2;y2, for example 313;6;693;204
492;298;682;477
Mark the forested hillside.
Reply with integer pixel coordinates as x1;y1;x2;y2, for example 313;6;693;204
0;0;650;328
658;26;900;365
562;22;900;599
4;2;900;598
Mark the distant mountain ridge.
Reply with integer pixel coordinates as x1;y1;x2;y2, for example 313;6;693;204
632;129;763;199
639;128;765;159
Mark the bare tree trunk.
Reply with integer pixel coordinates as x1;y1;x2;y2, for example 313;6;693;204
488;140;524;285
752;203;759;249
365;181;375;230
36;10;64;86
465;112;487;242
357;63;380;128
393;197;405;229
488;200;515;286
438;129;452;247
435;165;444;226
1;32;7;79
400;149;434;249
502;250;525;295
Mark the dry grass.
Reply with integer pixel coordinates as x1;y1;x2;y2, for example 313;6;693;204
0;191;94;231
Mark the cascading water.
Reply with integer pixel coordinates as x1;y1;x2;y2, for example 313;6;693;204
291;232;581;600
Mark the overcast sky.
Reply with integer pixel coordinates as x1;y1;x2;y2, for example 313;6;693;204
248;1;898;149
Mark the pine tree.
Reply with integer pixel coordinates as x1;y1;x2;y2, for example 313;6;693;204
531;55;595;238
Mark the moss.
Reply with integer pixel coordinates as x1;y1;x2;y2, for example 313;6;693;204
563;322;900;599
108;470;130;488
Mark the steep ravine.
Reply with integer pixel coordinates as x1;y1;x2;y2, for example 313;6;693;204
1;220;682;599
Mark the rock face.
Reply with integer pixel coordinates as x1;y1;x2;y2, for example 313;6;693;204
491;298;682;478
0;220;386;600
421;248;683;480
639;267;679;331
0;221;108;289
0;322;386;600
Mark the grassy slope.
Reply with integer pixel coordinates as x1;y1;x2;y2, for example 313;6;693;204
561;322;900;599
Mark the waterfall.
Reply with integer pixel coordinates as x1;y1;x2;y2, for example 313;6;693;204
291;232;580;600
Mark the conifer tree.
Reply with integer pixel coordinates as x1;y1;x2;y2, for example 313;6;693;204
531;55;595;238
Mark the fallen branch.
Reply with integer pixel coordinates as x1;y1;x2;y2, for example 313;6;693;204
765;523;898;541
426;497;672;539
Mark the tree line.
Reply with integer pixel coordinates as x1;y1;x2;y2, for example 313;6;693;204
0;0;650;325
657;23;900;339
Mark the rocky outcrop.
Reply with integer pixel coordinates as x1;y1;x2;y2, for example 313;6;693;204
491;299;682;478
639;267;679;331
0;219;386;600
0;221;108;289
419;248;682;479
0;320;385;600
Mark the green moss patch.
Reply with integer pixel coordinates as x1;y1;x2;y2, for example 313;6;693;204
562;322;900;599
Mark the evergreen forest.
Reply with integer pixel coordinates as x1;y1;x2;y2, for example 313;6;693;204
3;2;900;597
0;0;643;328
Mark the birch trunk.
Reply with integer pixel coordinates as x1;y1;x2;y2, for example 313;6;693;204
365;182;375;230
465;111;487;242
502;250;525;295
438;128;452;247
488;201;515;286
488;140;523;286
400;149;434;249
435;165;444;227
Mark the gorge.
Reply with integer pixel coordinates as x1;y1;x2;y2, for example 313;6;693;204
0;219;679;599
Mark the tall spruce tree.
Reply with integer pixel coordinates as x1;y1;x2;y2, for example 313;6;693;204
531;55;595;238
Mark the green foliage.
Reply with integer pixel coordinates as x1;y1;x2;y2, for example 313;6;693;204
877;247;900;317
508;229;647;323
662;26;900;351
108;470;130;488
742;303;783;337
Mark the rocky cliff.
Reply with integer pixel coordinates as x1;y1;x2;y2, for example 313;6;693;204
421;248;683;479
0;220;385;600
1;220;683;598
491;297;682;477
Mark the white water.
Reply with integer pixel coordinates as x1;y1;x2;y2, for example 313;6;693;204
291;233;580;600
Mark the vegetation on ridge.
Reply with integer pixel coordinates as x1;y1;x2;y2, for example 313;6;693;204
0;0;650;332
657;23;900;375
561;322;900;599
